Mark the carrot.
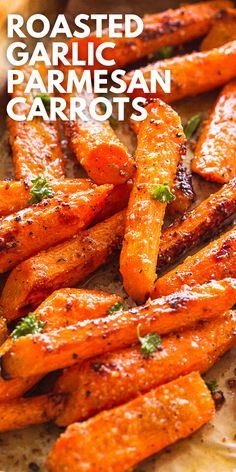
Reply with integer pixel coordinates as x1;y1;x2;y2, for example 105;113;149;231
0;393;65;433
0;288;120;401
61;66;135;185
0;317;8;345
47;372;214;472
120;100;185;303
200;8;236;50
29;288;124;330
55;310;236;425
7;63;64;181
0;178;95;217
153;227;236;297
67;0;232;73
124;40;236;102
0;211;125;321
158;178;236;270
0;184;112;273
1;278;236;379
192;80;236;183
168;162;195;216
93;180;132;223
130;121;195;216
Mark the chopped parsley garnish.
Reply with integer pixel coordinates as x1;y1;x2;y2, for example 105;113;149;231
29;175;54;204
137;324;162;358
34;93;51;112
206;379;219;394
157;46;174;59
108;301;125;315
184;114;202;140
150;182;175;203
11;313;46;341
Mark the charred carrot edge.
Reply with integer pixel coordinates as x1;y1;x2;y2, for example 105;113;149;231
0;185;112;274
124;40;236;102
0;317;8;345
168;161;195;216
0;211;126;321
0;393;65;433
153;227;236;297
47;372;214;472
120;100;185;303
1;278;236;379
158;178;236;269
0;178;95;217
200;7;236;51
192;80;236;183
7;63;64;181
55;311;236;425
0;288;122;401
61;66;135;185
66;1;232;73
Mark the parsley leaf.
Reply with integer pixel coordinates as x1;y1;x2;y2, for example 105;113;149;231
108;301;125;314
184;114;202;140
150;182;175;203
157;46;174;59
34;93;51;112
137;324;162;358
29;175;54;204
11;313;46;341
206;379;219;394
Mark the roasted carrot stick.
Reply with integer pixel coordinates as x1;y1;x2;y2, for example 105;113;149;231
67;0;232;73
2;278;236;379
0;178;95;217
192;80;236;183
158;178;236;269
200;8;236;50
55;311;236;425
124;40;236;102
0;185;112;273
153;227;236;297
47;372;214;472
29;288;124;330
7;63;64;181
93;181;132;223
0;394;65;433
120;100;185;303
61;66;135;185
0;211;126;321
130;123;194;217
0;288;121;401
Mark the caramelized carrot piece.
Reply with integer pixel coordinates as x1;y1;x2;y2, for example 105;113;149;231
0;178;95;216
93;180;132;223
7;63;64;181
158;178;236;269
130;122;194;217
192;80;236;183
47;372;214;472
55;311;236;425
124;40;236;102
30;288;124;330
61;66;135;185
0;211;126;321
0;317;8;345
1;278;236;379
120;100;185;303
0;289;121;400
153;227;236;297
200;8;236;50
0;185;112;273
0;394;65;433
67;1;232;73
